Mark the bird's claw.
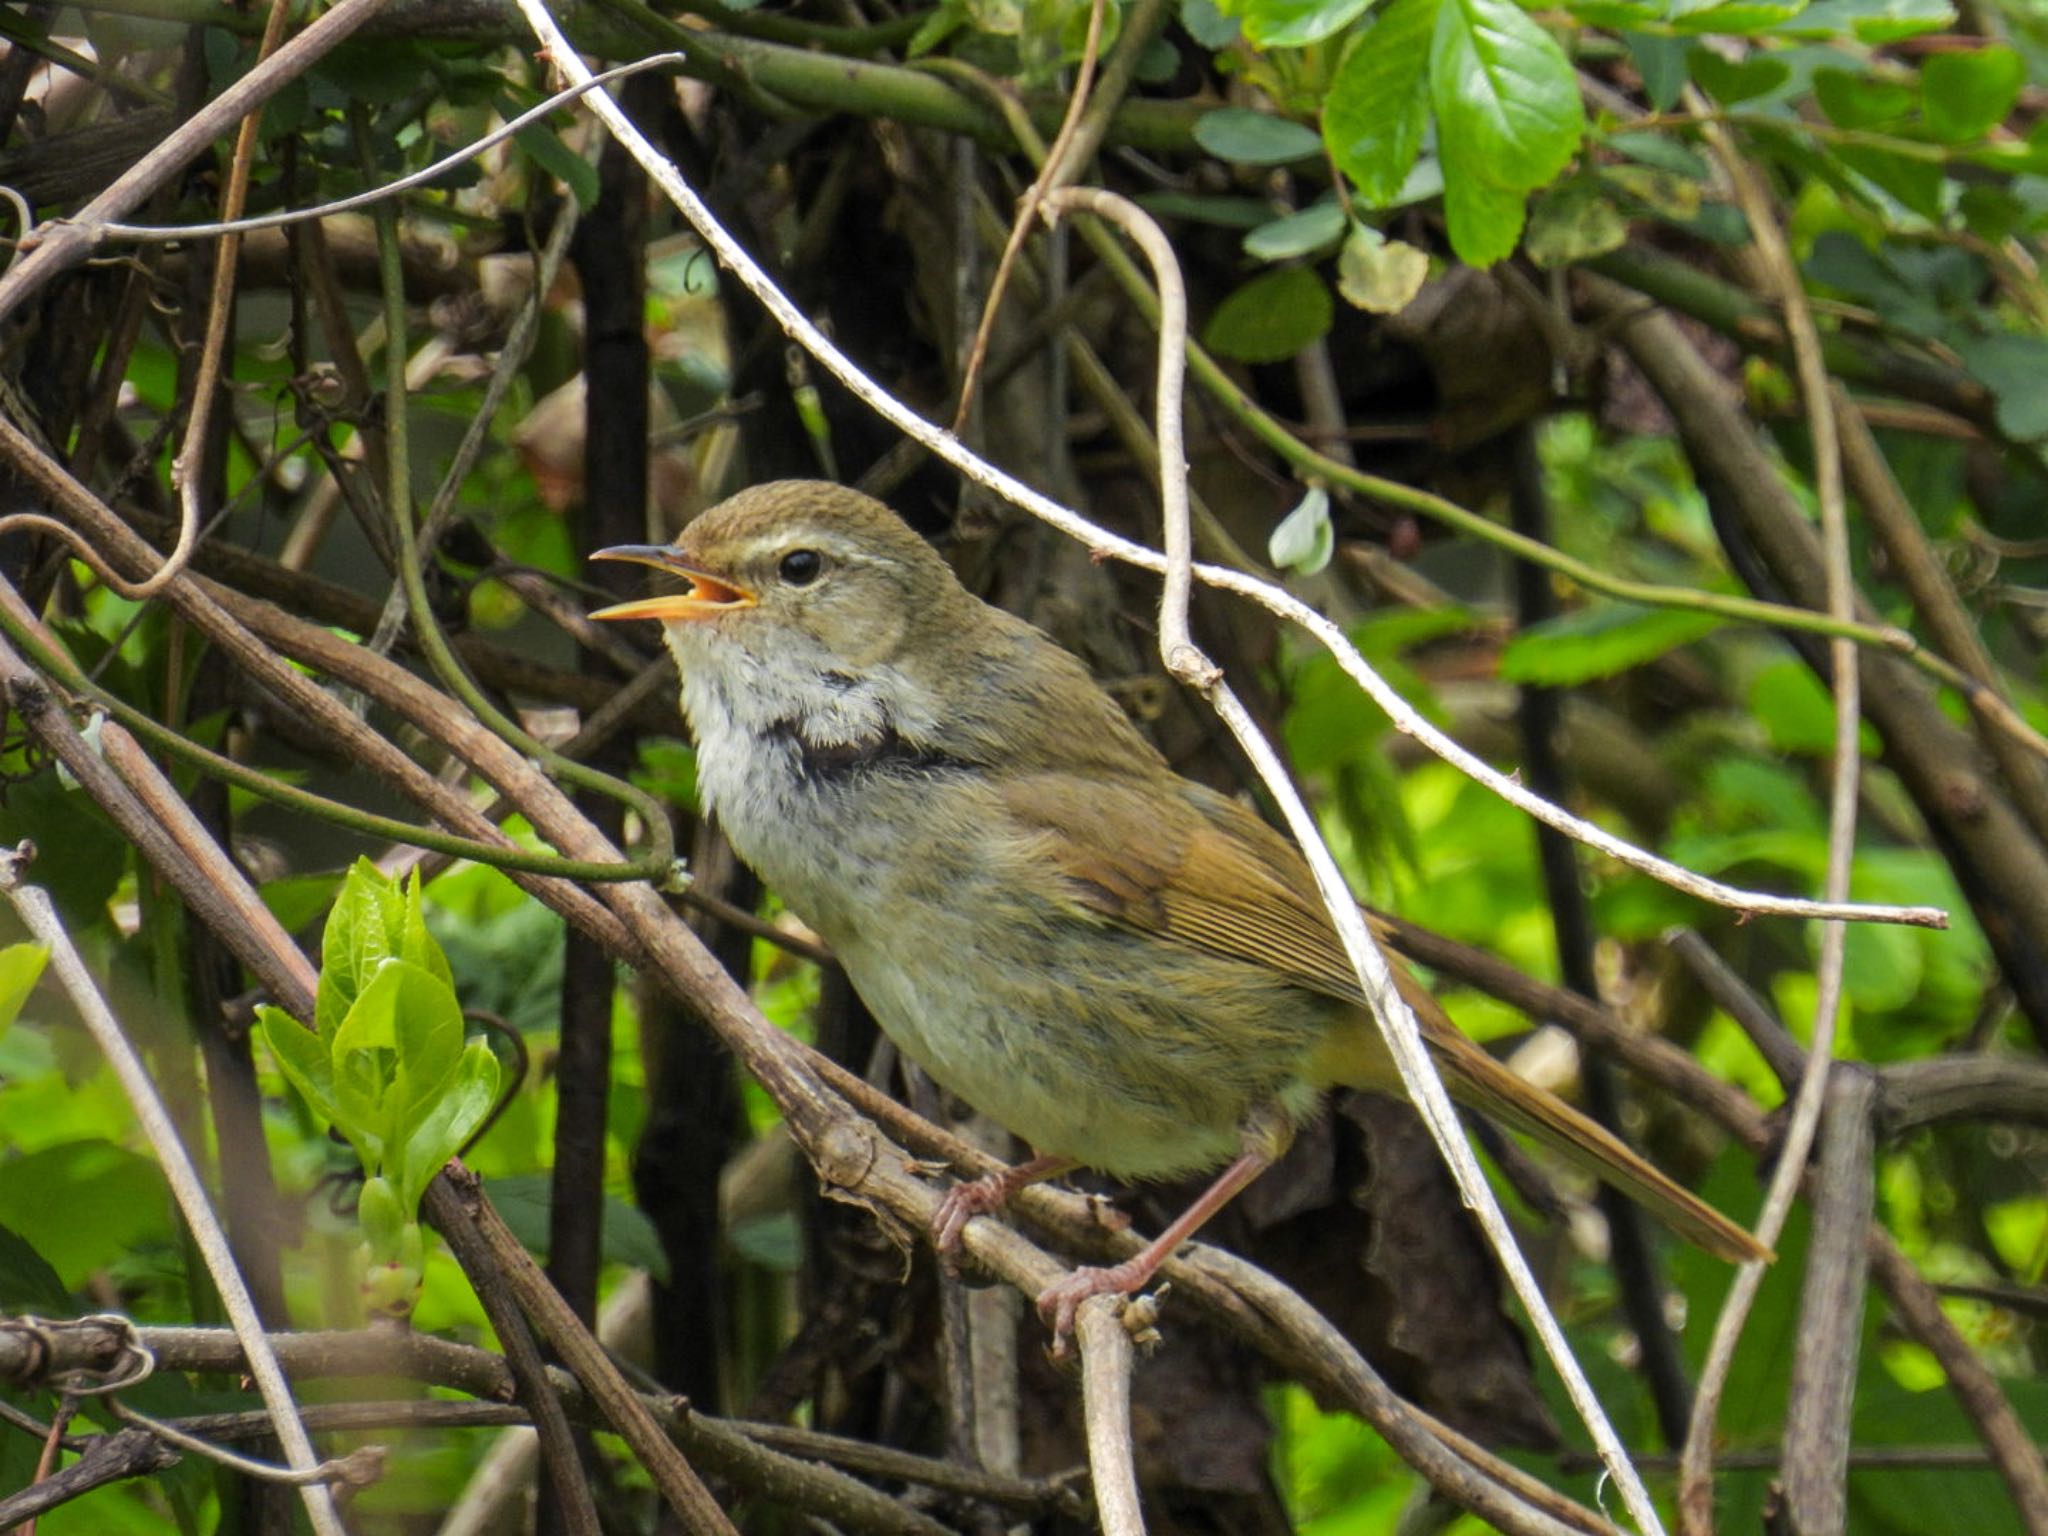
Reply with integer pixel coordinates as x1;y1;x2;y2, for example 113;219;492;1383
931;1172;1014;1265
1034;1260;1152;1358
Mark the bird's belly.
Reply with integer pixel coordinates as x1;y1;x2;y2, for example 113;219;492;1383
836;922;1330;1181
706;762;1332;1179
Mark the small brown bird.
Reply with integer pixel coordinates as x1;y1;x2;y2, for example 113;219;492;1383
592;481;1767;1337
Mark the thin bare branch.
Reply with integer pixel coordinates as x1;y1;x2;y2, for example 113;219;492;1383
1047;182;1670;1536
1074;1298;1145;1536
1678;114;1860;1535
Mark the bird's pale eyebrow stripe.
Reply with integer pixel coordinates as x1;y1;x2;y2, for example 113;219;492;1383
728;532;873;567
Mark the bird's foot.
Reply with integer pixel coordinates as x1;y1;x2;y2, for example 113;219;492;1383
1034;1259;1156;1356
931;1172;1015;1260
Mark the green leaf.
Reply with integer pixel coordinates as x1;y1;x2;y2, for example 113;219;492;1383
1750;658;1881;755
1622;32;1688;109
1182;0;1244;46
0;1220;70;1310
1524;180;1627;267
1134;192;1275;228
512;122;601;214
317;857;405;1038
1685;48;1790;103
0;1141;169;1289
399;868;455;995
1604;130;1709;179
1440;171;1527;265
1193;107;1323;166
1813;67;1916;129
1667;0;1808;33
1955;333;2048;441
1838;143;1945;221
312;40;430;106
260;1004;336;1123
1243;200;1348;260
259;872;345;937
0;944;44;1039
1429;0;1584;192
1500;603;1723;684
1335;223;1430;309
1776;0;1951;39
1201;267;1334;362
1270;486;1335;573
330;958;467;1174
394;1040;499;1212
1601;162;1703;219
1958;183;2024;242
1323;0;1438;204
1216;0;1377;44
1921;45;2022;142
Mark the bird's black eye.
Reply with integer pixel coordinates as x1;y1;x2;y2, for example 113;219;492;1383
779;549;824;586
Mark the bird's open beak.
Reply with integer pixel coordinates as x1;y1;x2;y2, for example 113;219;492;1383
587;545;756;621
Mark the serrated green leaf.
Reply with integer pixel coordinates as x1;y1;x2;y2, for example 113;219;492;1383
1921;45;2021;142
1323;0;1437;204
1201;267;1334;362
1429;0;1583;192
1440;170;1526;265
1194;107;1323;166
1216;0;1378;44
1500;603;1724;684
1335;223;1430;308
1243;200;1347;260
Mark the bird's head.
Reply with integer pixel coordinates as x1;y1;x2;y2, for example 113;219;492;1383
589;481;966;676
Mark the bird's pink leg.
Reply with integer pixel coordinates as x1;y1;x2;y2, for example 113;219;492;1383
1035;1109;1292;1349
932;1153;1081;1256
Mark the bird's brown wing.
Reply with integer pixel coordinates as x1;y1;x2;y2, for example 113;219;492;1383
997;771;1773;1265
997;770;1372;1000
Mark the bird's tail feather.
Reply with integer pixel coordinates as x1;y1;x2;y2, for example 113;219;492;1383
1316;999;1772;1265
1432;1037;1773;1265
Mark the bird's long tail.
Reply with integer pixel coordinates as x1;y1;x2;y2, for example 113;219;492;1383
1315;995;1772;1265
